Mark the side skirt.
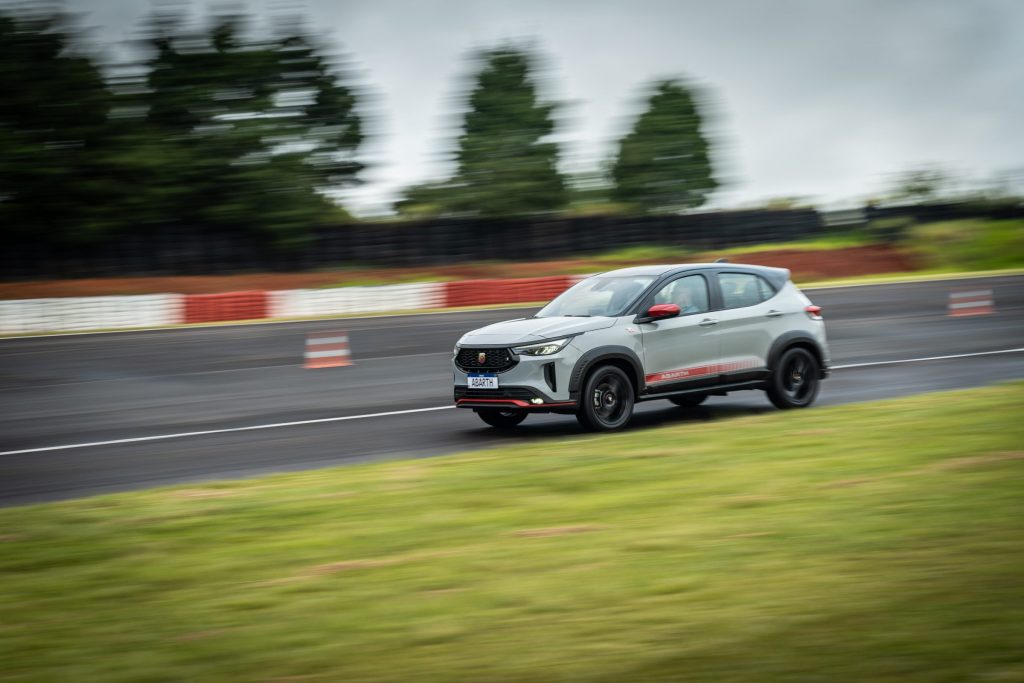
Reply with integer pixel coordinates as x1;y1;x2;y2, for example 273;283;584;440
637;379;767;403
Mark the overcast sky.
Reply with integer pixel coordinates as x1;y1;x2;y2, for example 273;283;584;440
75;0;1024;215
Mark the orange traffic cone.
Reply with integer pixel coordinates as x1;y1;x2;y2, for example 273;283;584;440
304;331;352;369
948;289;994;317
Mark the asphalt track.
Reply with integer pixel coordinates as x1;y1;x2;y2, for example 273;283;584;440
1;274;1022;507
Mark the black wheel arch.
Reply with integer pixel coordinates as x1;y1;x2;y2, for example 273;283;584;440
767;332;828;378
568;346;645;401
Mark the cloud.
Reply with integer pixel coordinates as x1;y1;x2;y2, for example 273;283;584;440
67;0;1024;213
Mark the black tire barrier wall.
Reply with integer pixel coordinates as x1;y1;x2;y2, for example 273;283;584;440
2;208;829;280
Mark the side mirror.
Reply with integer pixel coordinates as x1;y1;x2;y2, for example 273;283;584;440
646;303;681;320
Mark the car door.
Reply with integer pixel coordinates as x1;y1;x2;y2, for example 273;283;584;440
637;274;720;392
710;271;779;383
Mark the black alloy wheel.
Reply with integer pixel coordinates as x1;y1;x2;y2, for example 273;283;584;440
476;408;528;429
766;347;821;409
576;365;635;431
669;393;707;407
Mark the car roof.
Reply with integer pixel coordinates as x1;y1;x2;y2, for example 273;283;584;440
599;262;780;277
597;262;792;289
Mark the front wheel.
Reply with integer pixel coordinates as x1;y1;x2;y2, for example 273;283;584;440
766;347;821;409
476;408;527;429
576;365;635;431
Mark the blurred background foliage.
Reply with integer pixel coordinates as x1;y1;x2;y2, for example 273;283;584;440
0;12;111;242
395;47;568;218
1;5;1020;256
1;5;727;243
0;7;362;246
610;79;718;214
395;52;719;219
904;219;1024;272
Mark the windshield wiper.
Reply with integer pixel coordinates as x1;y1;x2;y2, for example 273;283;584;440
562;314;592;317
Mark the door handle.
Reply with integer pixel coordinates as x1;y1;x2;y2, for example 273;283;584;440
765;310;783;318
698;318;719;327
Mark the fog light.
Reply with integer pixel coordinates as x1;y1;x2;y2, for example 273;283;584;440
530;398;543;405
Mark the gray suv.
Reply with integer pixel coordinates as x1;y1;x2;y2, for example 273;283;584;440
453;263;830;431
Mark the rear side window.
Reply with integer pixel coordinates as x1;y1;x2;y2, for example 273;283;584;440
717;273;776;309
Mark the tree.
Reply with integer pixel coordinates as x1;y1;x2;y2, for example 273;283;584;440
393;181;450;218
0;9;365;245
0;11;112;241
398;46;566;218
119;13;365;243
887;167;953;204
611;79;717;213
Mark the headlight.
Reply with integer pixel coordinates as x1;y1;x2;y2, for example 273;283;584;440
512;338;571;356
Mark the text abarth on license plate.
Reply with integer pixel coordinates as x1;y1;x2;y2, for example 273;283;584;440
467;374;499;389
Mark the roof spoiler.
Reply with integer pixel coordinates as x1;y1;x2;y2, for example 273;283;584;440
764;266;791;289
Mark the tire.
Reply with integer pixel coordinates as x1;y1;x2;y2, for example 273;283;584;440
668;393;707;407
476;408;527;429
576;365;635;431
766;347;821;409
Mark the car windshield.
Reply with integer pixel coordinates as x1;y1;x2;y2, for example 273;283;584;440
536;275;656;318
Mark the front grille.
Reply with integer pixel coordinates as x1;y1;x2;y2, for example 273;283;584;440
455;386;539;401
455;347;518;373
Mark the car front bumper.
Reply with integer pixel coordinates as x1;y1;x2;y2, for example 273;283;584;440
452;345;580;411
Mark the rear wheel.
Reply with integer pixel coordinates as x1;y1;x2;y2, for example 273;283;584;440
668;393;707;407
766;347;821;409
576;365;635;431
476;408;527;429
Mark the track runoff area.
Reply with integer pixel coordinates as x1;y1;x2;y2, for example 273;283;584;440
0;273;1021;504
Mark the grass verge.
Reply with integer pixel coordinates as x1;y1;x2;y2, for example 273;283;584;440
799;266;1024;289
905;218;1024;272
2;383;1024;681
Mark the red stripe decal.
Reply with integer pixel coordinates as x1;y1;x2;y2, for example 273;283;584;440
646;359;760;385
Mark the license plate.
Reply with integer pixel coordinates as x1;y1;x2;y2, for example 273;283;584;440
467;374;498;389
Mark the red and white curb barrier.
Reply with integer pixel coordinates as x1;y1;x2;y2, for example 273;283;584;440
184;291;268;323
948;289;995;317
270;283;444;318
0;277;577;334
304;331;352;369
0;275;1006;335
0;294;183;333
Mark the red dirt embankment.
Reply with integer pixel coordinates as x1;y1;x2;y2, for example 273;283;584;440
733;245;919;282
0;245;919;300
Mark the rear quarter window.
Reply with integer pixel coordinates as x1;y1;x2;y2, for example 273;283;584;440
718;273;776;309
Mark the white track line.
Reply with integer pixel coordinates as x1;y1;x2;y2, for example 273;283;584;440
3;347;1023;457
831;347;1024;370
0;406;455;456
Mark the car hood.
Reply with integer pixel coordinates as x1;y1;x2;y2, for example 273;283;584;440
458;316;617;346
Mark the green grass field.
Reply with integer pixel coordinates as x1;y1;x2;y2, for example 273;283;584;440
545;234;877;267
2;383;1024;681
907;218;1024;272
